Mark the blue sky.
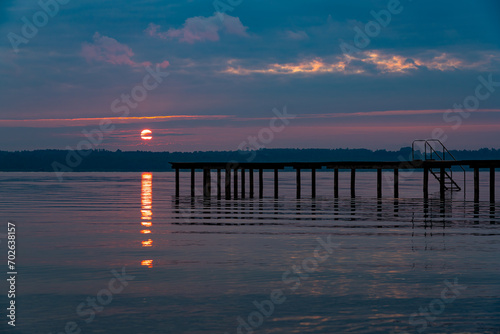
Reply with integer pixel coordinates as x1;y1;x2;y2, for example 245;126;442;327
1;0;500;151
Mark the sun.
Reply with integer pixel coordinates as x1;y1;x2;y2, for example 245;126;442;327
141;129;153;140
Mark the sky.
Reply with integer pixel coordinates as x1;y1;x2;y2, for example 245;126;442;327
1;0;500;152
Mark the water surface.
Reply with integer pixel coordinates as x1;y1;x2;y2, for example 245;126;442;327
0;171;499;333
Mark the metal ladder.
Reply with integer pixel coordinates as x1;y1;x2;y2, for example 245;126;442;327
412;139;465;191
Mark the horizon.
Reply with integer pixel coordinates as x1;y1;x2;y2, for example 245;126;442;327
3;146;500;174
3;145;500;154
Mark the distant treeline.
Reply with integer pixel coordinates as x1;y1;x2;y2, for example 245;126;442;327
1;147;500;172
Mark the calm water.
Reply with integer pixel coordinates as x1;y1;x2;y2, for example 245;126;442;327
0;171;499;334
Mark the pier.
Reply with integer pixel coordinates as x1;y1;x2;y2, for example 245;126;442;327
170;160;500;203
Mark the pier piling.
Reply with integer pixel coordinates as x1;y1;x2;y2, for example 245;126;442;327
225;167;231;200
259;169;263;198
274;169;279;199
234;168;238;200
351;169;356;198
474;167;480;202
249;169;254;198
423;167;429;199
191;169;195;197
175;168;179;197
440;167;445;200
296;168;301;199
203;168;211;198
394;169;399;198
241;169;246;199
377;169;382;198
217;169;221;199
491;167;495;204
312;169;316;199
334;168;339;198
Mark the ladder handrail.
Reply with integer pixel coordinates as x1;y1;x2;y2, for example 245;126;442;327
426;141;444;161
412;139;461;164
412;139;466;194
412;139;444;161
412;139;427;160
425;139;460;161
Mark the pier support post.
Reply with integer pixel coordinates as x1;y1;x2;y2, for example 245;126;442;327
440;167;445;200
296;168;301;199
190;169;195;197
175;168;179;197
474;167;480;203
490;168;495;204
423;167;429;199
312;169;316;199
203;168;211;198
394;169;399;198
249;169;254;198
241;169;246;199
377;168;382;198
274;169;279;199
259;169;264;198
225;167;231;200
334;168;339;198
234;168;239;200
351;169;356;198
216;169;221;199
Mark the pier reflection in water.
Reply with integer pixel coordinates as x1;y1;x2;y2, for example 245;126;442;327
172;195;499;228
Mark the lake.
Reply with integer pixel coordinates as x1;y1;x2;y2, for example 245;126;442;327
0;171;499;333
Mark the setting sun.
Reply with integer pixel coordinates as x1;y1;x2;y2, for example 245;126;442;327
141;129;153;140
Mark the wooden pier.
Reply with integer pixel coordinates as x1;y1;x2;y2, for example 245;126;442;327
170;160;500;202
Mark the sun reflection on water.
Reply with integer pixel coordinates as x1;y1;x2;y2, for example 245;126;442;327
141;259;153;268
141;172;154;268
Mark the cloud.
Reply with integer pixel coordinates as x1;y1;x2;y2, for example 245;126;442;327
223;51;500;75
224;58;348;75
82;32;169;68
157;60;170;69
145;13;249;43
233;109;500;122
285;30;309;40
13;108;500;128
0;115;233;128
